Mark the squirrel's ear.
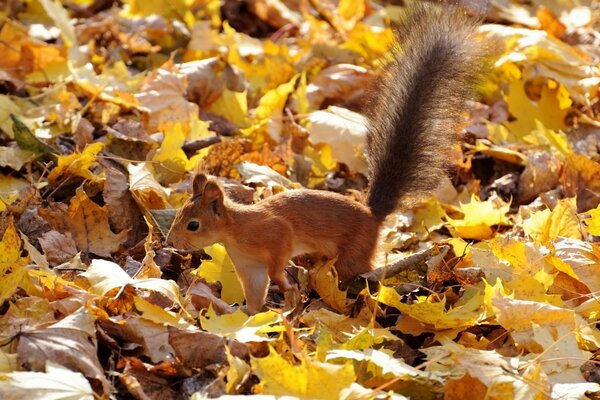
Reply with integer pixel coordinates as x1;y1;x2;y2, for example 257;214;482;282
192;173;208;196
204;181;224;216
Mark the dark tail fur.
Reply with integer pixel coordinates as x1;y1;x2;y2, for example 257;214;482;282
365;3;486;220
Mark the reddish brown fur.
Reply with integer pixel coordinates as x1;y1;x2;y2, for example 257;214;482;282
167;179;379;313
167;3;487;314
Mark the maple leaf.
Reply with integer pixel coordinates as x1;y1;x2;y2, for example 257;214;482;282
66;187;127;257
251;347;356;399
377;285;486;331
446;195;511;240
0;218;29;304
199;306;283;343
308;258;347;313
16;309;110;395
523;198;582;244
47;142;104;185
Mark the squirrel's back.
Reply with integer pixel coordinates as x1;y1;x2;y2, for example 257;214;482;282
366;3;486;220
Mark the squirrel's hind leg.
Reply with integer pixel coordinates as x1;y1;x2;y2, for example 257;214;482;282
335;247;374;284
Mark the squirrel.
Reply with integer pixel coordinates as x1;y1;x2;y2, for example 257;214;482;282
166;3;487;314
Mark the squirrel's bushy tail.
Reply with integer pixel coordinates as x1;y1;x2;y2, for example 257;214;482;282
365;3;486;220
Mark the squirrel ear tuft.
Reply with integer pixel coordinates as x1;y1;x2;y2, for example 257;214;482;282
192;173;208;196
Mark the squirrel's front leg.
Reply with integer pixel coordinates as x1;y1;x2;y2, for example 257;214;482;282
228;251;270;315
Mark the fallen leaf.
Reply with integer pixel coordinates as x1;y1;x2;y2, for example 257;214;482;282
66;187;127;257
16;309;109;395
47;142;104;185
251;347;355;398
0;363;95;400
196;243;245;305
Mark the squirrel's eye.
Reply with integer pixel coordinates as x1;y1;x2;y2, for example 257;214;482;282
187;220;200;231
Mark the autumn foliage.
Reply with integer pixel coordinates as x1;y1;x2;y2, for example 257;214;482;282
0;0;599;399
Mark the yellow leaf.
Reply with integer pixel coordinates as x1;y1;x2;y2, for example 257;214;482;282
195;244;245;305
326;348;432;383
47;142;104;184
411;197;446;234
303;143;337;188
446;195;511;240
152;123;197;183
208;89;248;127
341;24;395;64
340;326;399;351
337;0;365;30
505;79;568;136
251;347;355;398
523;198;581;244
121;0;194;21
254;75;298;122
133;297;189;328
225;29;297;96
0;263;27;305
487;283;592;380
0;219;29;303
308;258;347;313
523;120;571;156
584;204;600;236
0;175;30;211
199;306;282;343
376;285;485;330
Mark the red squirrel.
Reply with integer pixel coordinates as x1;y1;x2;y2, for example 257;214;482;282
167;4;486;314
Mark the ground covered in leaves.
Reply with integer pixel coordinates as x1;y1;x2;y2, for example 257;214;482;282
0;0;600;399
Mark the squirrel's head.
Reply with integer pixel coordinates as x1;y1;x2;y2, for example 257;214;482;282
166;173;228;251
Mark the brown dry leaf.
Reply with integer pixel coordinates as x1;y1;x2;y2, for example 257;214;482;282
168;326;231;369
517;151;562;204
136;62;203;134
16;309;110;395
38;230;78;266
560;153;600;210
117;356;178;400
67;187;127;257
180;58;247;108
306;64;372;110
101;316;175;363
0;297;55;343
102;160;146;246
187;280;236;315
